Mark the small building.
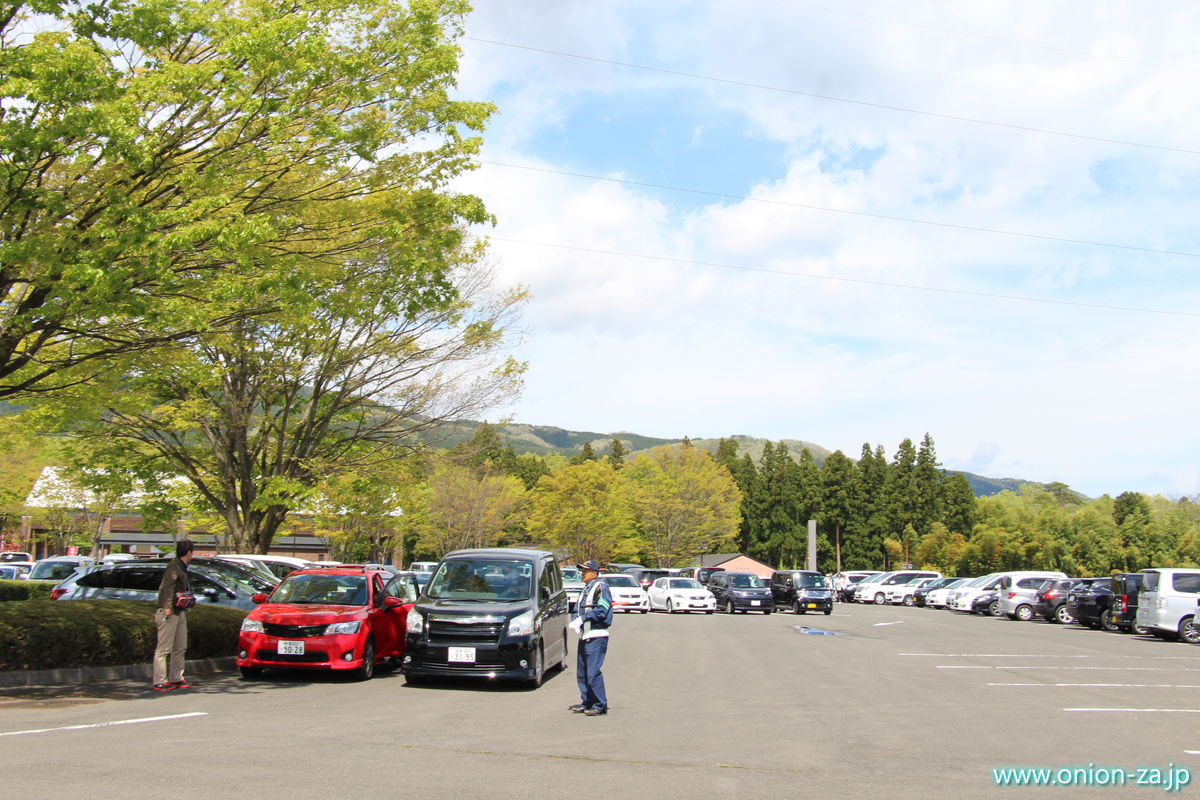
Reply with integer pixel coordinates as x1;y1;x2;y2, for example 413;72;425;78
691;553;775;579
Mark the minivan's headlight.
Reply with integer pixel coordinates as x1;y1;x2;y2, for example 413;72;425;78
507;610;533;636
324;620;361;635
406;612;424;634
241;618;264;633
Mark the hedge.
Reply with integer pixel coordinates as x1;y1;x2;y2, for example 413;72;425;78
0;600;247;672
0;580;54;602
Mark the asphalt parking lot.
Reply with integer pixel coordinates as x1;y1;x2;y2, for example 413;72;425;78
2;604;1197;799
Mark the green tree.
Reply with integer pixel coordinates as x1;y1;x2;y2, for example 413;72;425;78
606;438;628;469
941;473;977;538
524;460;638;563
842;443;887;569
818;450;857;571
571;441;598;465
69;255;525;553
623;445;741;568
413;462;526;557
0;0;492;398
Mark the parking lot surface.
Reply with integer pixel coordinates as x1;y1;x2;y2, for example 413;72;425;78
2;604;1197;798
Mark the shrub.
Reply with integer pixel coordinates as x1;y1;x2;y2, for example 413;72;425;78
0;580;54;602
0;600;246;671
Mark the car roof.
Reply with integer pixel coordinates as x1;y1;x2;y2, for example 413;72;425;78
443;548;551;560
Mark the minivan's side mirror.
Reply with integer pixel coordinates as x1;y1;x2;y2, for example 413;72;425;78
540;586;551;602
203;587;219;600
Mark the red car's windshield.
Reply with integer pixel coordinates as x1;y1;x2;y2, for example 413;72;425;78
270;574;367;605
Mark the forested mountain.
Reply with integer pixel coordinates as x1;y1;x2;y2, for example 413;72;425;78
422;419;1040;498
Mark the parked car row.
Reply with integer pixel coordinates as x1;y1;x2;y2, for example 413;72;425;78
852;565;1200;648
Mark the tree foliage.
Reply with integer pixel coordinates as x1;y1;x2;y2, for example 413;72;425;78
524;460;637;563
1;0;492;397
622;444;741;568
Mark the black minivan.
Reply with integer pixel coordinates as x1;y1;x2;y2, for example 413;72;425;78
401;548;570;687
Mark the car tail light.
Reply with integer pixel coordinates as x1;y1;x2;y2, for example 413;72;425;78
1044;590;1058;599
1117;594;1128;613
50;588;67;600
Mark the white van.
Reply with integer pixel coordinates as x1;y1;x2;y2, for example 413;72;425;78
1135;568;1200;643
947;570;1066;612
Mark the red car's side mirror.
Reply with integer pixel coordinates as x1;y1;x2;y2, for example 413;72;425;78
251;593;268;604
382;596;404;608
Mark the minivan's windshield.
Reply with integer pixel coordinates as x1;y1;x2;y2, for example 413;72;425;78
795;573;828;588
561;567;582;583
426;559;533;601
729;574;764;588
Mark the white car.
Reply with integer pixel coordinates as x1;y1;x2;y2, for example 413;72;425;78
885;577;941;606
854;570;941;604
648;577;716;614
596;573;650;613
925;578;968;608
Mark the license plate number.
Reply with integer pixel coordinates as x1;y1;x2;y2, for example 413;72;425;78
278;640;304;655
448;647;476;663
807;603;818;609
751;600;761;606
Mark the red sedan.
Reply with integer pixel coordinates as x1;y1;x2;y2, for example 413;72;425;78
236;566;418;681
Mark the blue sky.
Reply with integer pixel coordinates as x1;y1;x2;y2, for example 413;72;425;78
451;0;1200;498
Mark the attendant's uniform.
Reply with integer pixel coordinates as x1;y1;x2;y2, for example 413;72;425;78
574;579;614;712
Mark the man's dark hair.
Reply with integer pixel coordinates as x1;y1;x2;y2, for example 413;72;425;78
176;538;195;558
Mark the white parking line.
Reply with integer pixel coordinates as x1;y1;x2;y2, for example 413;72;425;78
1064;708;1200;714
990;683;1200;688
901;653;1195;659
873;621;904;626
0;712;206;738
938;665;1199;671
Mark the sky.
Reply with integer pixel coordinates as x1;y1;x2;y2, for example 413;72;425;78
448;0;1200;499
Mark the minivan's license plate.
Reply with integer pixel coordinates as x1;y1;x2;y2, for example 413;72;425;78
448;647;475;663
751;600;761;606
807;603;818;609
278;640;304;655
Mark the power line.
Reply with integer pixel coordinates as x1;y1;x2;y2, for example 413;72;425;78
480;235;1200;319
464;37;1200;156
771;0;1200;75
479;160;1200;259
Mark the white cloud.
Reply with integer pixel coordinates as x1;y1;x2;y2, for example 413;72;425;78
454;0;1200;498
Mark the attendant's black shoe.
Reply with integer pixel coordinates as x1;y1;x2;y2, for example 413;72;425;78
170;680;193;689
583;707;607;716
152;683;176;692
567;704;586;713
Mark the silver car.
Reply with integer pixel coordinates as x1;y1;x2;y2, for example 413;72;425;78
999;577;1057;621
52;561;257;610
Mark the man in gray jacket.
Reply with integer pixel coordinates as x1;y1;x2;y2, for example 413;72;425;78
153;539;195;691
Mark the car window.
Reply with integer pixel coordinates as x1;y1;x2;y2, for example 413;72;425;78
77;568;119;589
30;561;83;581
271;573;368;605
599;575;638;588
1173;574;1200;593
384;575;419;603
120;567;165;591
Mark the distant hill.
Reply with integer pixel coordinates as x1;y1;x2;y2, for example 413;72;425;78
424;420;1056;498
